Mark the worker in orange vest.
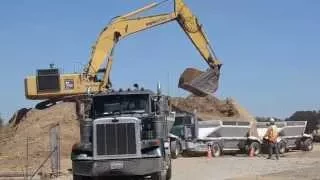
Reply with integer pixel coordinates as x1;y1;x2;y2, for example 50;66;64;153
263;118;279;160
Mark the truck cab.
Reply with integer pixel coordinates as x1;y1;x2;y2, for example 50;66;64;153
169;113;198;158
71;87;175;180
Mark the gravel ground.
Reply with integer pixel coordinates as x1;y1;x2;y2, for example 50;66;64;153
6;144;320;180
172;144;320;180
172;157;319;180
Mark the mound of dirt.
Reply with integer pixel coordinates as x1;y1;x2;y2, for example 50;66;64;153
0;102;79;174
170;95;254;121
0;95;256;173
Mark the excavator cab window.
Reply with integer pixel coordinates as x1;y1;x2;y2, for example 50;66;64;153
36;68;60;92
95;68;107;82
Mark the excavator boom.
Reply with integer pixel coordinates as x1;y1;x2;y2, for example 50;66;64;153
85;13;177;77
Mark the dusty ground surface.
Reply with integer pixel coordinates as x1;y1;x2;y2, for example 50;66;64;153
172;144;320;180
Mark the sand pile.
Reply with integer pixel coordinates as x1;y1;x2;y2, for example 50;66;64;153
170;95;254;121
0;102;79;173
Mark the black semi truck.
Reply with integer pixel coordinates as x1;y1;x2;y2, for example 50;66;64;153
71;87;175;180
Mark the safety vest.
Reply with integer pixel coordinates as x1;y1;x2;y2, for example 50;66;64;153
266;125;278;143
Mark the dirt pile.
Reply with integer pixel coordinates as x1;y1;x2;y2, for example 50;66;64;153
170;95;255;121
0;102;79;173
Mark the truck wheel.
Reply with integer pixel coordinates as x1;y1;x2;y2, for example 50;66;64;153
170;140;180;159
249;141;261;156
73;175;92;180
212;143;221;157
303;139;313;151
151;172;166;180
278;141;286;154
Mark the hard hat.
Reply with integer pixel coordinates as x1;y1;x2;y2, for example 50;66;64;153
270;118;275;125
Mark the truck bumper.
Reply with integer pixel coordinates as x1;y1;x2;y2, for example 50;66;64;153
72;158;163;177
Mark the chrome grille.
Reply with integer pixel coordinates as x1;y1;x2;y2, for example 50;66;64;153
96;123;136;156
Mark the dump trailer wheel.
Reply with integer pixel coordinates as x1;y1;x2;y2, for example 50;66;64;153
249;141;261;156
302;139;313;151
170;140;180;159
278;141;287;154
212;143;221;157
314;135;320;142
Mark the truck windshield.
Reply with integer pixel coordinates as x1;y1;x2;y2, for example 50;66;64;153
170;125;185;137
93;94;149;117
174;116;193;125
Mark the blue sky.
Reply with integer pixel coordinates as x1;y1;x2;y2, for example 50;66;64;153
0;0;319;120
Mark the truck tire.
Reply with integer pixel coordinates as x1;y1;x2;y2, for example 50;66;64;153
249;141;261;156
278;141;286;154
151;172;166;180
212;143;221;157
314;135;320;142
302;139;313;151
73;175;92;180
170;140;180;159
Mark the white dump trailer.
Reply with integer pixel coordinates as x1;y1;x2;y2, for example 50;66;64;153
256;121;313;154
170;113;261;157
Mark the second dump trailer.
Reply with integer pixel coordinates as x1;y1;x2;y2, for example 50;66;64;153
256;121;313;154
170;113;261;157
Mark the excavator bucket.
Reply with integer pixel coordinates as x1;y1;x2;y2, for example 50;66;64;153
178;67;220;96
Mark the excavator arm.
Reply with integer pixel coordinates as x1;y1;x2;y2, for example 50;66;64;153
174;0;222;95
85;0;221;95
175;0;220;67
24;0;222;103
85;11;177;89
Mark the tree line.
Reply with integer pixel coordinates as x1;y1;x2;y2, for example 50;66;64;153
255;117;283;122
285;111;320;133
256;110;320;134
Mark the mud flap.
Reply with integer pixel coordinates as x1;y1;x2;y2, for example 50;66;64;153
178;67;220;96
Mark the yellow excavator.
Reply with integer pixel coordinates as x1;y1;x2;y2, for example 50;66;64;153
24;0;222;109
